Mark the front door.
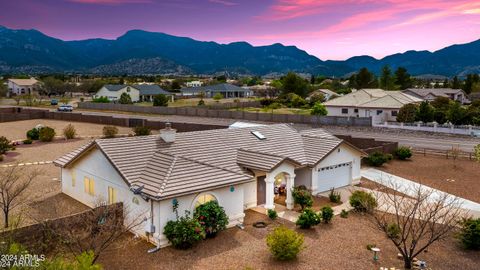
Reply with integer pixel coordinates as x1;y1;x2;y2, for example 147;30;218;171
257;176;266;205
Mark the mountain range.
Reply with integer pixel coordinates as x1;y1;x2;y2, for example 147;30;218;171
0;26;479;77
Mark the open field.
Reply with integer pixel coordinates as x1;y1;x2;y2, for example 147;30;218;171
379;155;480;203
98;210;479;270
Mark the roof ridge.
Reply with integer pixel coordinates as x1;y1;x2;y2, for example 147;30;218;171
237;148;287;159
157;155;177;196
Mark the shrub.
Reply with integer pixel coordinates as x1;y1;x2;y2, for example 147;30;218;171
164;212;205;249
340;209;349;218
0;136;15;155
267;209;278;220
153;94;169;107
23;139;33;145
283;93;307;108
92;96;110;103
459;218;480;250
63;124;76;140
396;103;418;123
365;151;389;167
133;126;151;136
119;92;133;104
310;102;328;116
292;186;313;210
321;206;334;224
296;208;321;229
26;128;40;140
103;126;119;138
349;190;377;212
39;127;56;142
308;93;325;106
328;188;341;203
260;98;275;107
266;225;304;260
387;223;401;239
193;200;229;238
394;146;412;160
198;99;205;106
213;93;223;101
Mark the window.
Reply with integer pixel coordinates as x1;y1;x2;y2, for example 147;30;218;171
108;186;117;204
71;170;76;187
194;193;216;208
341;108;348;114
391;111;398;116
376;110;383;115
84;177;95;196
126;87;131;92
354;108;359;113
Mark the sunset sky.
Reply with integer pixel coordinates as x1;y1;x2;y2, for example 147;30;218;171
1;0;480;60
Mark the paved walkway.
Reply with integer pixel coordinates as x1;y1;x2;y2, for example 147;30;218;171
361;168;480;217
1;160;53;168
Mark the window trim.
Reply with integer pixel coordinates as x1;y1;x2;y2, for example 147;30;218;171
341;108;349;114
191;192;219;210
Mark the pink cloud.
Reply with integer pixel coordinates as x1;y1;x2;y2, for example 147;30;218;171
68;0;152;4
209;0;238;6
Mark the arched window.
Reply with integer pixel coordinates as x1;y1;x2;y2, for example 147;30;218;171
194;193;217;208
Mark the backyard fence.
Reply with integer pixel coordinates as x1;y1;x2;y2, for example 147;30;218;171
336;135;398;154
412;147;475;160
374;121;480;136
78;102;372;127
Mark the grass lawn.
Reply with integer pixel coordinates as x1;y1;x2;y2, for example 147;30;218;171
378;155;480;203
235;106;311;115
97;210;479;270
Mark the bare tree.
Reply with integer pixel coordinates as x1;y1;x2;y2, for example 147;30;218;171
449;144;460;168
47;201;145;264
0;166;39;228
370;178;464;269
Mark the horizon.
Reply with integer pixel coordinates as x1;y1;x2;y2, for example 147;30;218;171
1;0;480;60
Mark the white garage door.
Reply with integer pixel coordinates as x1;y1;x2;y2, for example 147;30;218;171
317;162;351;192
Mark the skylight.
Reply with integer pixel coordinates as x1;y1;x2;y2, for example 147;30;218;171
251;131;266;140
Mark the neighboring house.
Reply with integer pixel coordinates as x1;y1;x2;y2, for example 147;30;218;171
94;84;170;102
402;88;470;104
180;83;253;98
308;89;339;101
7;78;39;96
185;81;203;88
54;124;364;247
323;89;422;124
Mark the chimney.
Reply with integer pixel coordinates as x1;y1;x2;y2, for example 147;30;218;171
160;123;176;143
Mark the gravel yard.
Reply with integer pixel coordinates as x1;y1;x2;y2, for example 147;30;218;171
378;155;480;203
98;210;479;270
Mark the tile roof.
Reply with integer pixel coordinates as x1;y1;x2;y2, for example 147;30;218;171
403;88;465;98
323;89;422;109
54;124;360;200
8;78;39;85
103;84;170;96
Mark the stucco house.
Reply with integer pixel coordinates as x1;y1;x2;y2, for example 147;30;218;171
54;124;364;247
402;88;470;104
308;89;339;101
94;84;170;102
323;89;422;124
180;83;253;98
7;78;39;96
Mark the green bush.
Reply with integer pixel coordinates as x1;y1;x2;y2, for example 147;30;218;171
153;94;169;107
26;128;40;140
387;223;401;239
133;126;151;136
39;126;56;142
340;209;349;218
310;102;328;116
365;151;389;167
23;139;33;144
268;209;278;220
292;186;313;210
119;92;133;104
349;190;377;212
328;188;341;203
103;126;119;138
308;93;325;106
63;124;76;140
266;225;304;260
296;208;321;229
459;218;480;250
0;136;15;155
194;200;229;238
198;99;205;106
92;96;110;103
213;93;223;101
321;206;334;224
164;212;205;249
394;146;412;160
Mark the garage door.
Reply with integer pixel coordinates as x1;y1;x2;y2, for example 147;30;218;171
317;162;351;192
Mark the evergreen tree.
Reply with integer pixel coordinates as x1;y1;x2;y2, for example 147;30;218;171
396;103;418;123
118;92;133;104
463;74;480;94
379;65;394;90
281;72;309;97
394;67;412;90
443;78;449;88
452;76;461;89
416;101;435;123
447;102;466;125
354;67;377;89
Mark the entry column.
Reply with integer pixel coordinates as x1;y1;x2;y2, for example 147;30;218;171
264;173;275;209
285;174;295;210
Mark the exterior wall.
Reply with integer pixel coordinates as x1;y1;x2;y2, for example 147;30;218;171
311;143;362;194
157;184;246;247
326;106;399;124
61;148;151;237
293;167;312;188
7;81;37;95
94;86;140;102
242;181;257;209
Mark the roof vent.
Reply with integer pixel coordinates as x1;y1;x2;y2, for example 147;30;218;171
251;131;266;140
160;123;176;143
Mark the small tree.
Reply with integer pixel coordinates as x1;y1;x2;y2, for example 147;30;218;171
102;126;119;138
118;93;133;104
296;208;321;229
133;126;151;136
396;103;418;123
213;93;223;102
459;218;480;250
449;144;460;168
193;200;228;238
365;151;389;167
370;178;464;269
310;102;328;116
291;186;313;210
308;93;325;106
266;225;304;260
0;136;15;155
0;166;39;228
349;190;377;212
473;144;480;162
416;101;434;123
321;206;334;224
394;146;412;160
153;94;169;107
39;126;56;142
63;124;76;140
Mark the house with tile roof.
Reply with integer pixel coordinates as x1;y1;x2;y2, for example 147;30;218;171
54;123;364;247
94;84;171;102
402;88;469;104
323;89;422;124
180;83;252;98
7;78;39;96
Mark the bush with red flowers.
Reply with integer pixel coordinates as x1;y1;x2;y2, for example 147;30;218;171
163;211;205;249
194;200;229;238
